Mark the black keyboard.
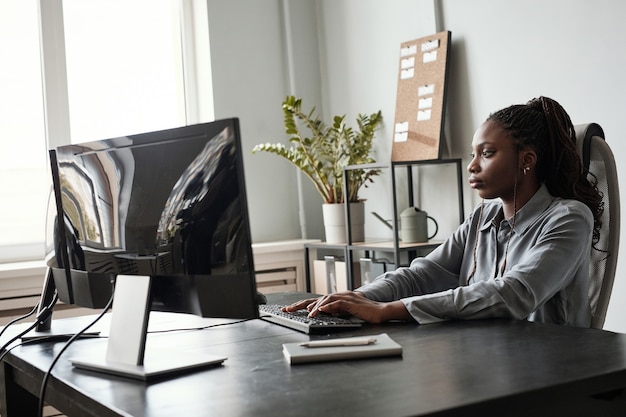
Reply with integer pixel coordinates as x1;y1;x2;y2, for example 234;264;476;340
259;304;363;334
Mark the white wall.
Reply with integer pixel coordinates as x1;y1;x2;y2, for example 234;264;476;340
207;0;328;243
207;0;626;332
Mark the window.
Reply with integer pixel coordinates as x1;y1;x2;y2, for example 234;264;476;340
0;0;213;264
0;0;47;263
63;0;186;141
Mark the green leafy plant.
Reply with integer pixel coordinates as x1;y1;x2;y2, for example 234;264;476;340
252;95;383;204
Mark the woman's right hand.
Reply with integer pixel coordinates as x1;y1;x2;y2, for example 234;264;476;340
281;297;321;314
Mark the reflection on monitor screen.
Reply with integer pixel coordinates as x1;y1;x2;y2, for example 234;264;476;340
41;118;258;379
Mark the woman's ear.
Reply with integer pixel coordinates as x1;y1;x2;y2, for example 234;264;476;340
519;149;537;172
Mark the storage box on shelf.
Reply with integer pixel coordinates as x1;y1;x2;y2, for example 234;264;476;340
312;256;362;295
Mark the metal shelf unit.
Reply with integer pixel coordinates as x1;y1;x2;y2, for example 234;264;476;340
304;158;465;292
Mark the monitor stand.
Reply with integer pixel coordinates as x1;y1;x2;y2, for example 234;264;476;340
21;268;100;342
68;275;226;381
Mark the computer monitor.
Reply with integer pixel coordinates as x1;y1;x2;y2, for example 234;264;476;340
41;118;259;379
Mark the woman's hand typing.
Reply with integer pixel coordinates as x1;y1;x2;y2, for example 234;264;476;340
282;291;411;324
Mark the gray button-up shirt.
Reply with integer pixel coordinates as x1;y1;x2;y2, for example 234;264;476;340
358;185;592;327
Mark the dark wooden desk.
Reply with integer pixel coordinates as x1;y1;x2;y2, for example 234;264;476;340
2;292;626;417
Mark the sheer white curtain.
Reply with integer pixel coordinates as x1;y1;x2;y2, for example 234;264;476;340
0;0;48;263
0;0;213;265
64;0;186;142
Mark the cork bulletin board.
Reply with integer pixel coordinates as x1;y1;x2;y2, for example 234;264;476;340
391;31;451;161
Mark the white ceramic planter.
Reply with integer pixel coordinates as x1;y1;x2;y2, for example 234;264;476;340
322;202;365;244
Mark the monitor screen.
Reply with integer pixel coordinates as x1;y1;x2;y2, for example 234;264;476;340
45;118;258;319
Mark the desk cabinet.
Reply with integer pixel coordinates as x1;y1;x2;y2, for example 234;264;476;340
251;239;320;294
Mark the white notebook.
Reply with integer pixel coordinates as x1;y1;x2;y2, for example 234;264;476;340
282;333;402;365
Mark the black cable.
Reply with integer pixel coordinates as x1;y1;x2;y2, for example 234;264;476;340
0;320;40;353
34;291;60;327
0;300;40;341
0;291;60;353
147;316;257;334
0;333;105;364
0;339;31;363
37;293;114;417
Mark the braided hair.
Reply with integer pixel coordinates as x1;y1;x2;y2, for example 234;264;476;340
487;96;603;245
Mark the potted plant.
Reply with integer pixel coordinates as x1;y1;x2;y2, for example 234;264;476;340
252;95;383;243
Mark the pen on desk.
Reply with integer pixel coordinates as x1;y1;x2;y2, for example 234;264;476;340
299;337;377;348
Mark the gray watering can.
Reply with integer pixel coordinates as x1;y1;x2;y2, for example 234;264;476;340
372;207;438;243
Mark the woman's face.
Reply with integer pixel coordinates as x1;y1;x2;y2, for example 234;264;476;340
467;120;520;201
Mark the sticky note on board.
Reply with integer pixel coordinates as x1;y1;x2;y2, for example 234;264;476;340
400;44;417;57
418;97;433;109
401;68;415;79
394;121;409;142
401;57;415;69
418;84;435;96
395;121;409;133
421;39;439;52
423;51;437;63
394;132;408;142
417;109;432;121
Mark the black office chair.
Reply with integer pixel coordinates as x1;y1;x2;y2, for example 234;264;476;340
574;123;620;329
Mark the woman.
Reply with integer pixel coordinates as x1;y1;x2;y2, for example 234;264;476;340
284;96;603;328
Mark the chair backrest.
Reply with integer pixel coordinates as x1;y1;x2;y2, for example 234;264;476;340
574;123;620;329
